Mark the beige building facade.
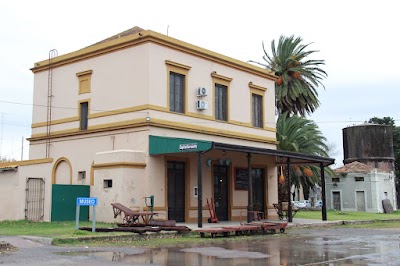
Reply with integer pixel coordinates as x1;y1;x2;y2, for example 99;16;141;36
0;27;333;224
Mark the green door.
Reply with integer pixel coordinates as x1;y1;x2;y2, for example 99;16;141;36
51;184;90;221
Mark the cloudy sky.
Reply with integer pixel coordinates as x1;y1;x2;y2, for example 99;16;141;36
0;0;399;166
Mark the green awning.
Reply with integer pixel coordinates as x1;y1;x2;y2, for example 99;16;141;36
149;135;213;155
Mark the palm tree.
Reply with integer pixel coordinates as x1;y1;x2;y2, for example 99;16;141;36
250;35;330;199
277;112;333;200
251;35;327;116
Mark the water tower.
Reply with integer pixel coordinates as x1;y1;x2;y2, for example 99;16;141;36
342;123;394;171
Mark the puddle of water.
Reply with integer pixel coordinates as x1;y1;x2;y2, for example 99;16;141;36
57;249;270;265
56;234;400;265
57;251;129;262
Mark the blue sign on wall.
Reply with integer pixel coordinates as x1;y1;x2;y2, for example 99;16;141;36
76;197;98;206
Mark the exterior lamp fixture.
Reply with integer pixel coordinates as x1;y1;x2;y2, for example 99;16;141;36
279;166;285;184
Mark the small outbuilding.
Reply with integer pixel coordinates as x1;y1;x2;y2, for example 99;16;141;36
325;161;397;213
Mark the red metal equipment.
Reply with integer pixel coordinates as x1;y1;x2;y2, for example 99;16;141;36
206;198;218;223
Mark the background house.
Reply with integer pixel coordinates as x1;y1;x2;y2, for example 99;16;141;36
325;123;397;212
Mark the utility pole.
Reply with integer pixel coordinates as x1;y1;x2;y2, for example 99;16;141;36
21;136;24;161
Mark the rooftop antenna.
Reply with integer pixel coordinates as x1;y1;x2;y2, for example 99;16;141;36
167;25;169;36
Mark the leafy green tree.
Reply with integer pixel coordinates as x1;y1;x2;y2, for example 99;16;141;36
277;113;333;200
369;117;395;127
368;116;400;206
251;35;327;115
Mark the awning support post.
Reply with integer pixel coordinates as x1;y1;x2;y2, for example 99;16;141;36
197;152;203;228
247;153;253;223
320;163;327;221
287;158;293;222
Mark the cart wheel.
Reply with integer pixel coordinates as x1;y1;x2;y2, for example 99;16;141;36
279;215;283;220
208;218;212;223
280;228;285;233
271;229;276;234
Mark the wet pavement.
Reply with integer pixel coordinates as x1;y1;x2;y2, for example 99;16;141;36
1;226;400;265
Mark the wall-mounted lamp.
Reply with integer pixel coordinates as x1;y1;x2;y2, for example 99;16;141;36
146;112;151;121
279;166;285;184
206;158;231;167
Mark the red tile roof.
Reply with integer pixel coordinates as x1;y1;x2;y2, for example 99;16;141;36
334;161;376;174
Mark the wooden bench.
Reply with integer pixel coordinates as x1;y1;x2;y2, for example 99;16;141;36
111;203;157;225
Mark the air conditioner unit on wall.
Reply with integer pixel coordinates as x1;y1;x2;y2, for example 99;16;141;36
197;87;207;97
196;100;208;110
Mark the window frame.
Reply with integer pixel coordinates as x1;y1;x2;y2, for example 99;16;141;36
251;93;263;128
79;100;89;130
211;72;232;122
215;83;228;121
166;60;191;114
78;171;86;180
169;72;185;113
249;83;267;129
103;179;113;188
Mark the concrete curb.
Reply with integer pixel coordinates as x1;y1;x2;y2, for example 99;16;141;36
287;218;400;229
21;236;53;245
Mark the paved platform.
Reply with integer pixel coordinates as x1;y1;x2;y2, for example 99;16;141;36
178;218;342;231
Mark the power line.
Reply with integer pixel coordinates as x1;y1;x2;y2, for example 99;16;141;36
1;99;400;125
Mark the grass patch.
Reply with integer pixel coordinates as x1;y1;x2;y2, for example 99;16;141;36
0;220;125;238
295;210;400;221
339;220;400;229
341;221;400;229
